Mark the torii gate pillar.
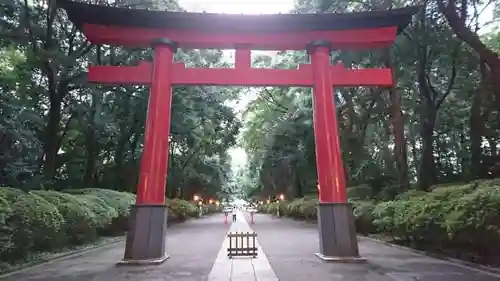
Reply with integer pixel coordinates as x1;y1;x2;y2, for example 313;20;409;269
119;39;176;265
308;41;362;262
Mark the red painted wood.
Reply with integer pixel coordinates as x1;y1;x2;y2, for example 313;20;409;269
329;64;393;87
310;45;348;203
172;63;312;86
88;61;152;84
83;24;397;50
235;48;251;68
135;45;174;205
88;63;392;87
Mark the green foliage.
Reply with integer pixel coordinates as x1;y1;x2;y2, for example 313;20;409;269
0;0;239;203
351;200;375;235
8;192;65;257
347;184;374;200
64;188;135;218
374;180;500;262
31;190;98;244
166;198;200;221
203;204;222;214
261;180;500;263
0;196;13;260
0;186;202;266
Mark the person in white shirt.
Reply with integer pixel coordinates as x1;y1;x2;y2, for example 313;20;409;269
232;209;237;222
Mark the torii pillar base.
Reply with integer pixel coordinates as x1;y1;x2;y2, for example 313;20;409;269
116;204;170;266
315;203;366;263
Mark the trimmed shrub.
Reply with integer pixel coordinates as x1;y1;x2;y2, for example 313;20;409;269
258;179;500;264
203;204;220;214
0;187;24;202
166;199;199;221
64;189;135;235
0;187;200;267
0;196;13;260
441;186;500;260
31;190;98;244
77;195;117;230
351;200;375;235
8;192;65;258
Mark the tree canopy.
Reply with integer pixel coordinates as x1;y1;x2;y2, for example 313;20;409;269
240;0;500;200
0;0;240;201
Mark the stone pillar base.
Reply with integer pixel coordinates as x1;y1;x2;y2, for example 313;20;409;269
315;203;366;262
116;204;169;266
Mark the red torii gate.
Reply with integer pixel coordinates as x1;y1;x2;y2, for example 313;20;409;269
59;0;418;265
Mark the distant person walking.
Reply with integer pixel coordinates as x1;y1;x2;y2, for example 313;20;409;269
232;209;237;222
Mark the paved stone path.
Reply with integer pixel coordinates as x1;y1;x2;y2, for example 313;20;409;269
249;213;500;281
207;211;278;281
3;211;500;281
0;214;229;281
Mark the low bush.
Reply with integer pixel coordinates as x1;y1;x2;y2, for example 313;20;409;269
32;190;98;244
8;192;65;259
351;200;375;235
258;179;500;264
166;198;199;221
0;186;201;266
203;204;221;214
64;189;135;235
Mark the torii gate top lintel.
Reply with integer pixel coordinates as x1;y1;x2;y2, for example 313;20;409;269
59;0;419;50
58;1;420;88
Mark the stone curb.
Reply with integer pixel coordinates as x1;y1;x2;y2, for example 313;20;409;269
359;235;500;277
0;237;126;279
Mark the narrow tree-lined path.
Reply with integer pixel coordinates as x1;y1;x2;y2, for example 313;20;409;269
3;212;500;281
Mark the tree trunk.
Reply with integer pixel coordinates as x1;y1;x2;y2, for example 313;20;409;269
84;93;98;186
381;121;393;170
489;138;497;158
409;125;419;177
114;94;133;191
383;47;409;189
418;107;437;190
469;88;482;179
417;55;437;190
43;84;62;181
294;167;303;198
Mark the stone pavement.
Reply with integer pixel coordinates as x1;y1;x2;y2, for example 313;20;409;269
207;211;278;281
4;211;500;281
0;214;229;281
249;213;500;281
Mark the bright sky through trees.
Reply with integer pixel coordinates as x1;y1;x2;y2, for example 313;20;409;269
177;0;296;168
179;0;294;14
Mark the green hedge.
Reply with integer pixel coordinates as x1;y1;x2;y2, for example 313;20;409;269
166;198;200;221
202;204;222;214
258;179;500;262
0;187;200;265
